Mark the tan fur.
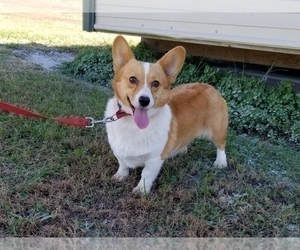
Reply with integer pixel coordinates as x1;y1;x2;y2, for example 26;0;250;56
161;83;228;159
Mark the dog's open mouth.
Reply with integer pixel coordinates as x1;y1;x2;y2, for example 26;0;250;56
127;95;149;129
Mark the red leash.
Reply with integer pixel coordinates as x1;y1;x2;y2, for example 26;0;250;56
0;100;130;127
0;100;91;127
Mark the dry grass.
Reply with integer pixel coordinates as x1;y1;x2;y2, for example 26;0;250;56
0;0;140;47
0;0;300;238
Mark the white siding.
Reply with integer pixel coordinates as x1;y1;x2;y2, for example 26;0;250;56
93;0;300;55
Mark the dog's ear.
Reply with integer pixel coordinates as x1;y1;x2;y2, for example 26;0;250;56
157;46;186;84
112;35;135;72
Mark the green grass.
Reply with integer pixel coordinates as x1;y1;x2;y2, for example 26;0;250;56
1;1;300;237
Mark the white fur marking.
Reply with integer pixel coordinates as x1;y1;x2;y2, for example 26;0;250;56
213;149;227;168
133;63;153;108
198;130;213;140
143;63;150;82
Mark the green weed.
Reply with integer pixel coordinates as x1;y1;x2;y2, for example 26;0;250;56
62;44;300;145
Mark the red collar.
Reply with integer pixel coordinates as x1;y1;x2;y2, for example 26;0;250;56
115;101;131;120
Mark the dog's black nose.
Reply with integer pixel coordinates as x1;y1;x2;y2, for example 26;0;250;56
138;96;150;107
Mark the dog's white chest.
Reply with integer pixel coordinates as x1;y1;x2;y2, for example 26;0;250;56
105;98;172;168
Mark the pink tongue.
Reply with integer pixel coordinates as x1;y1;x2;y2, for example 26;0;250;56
133;108;149;129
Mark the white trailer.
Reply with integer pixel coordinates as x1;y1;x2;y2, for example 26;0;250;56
83;0;300;70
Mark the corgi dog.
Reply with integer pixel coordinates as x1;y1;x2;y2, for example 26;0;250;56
105;35;228;194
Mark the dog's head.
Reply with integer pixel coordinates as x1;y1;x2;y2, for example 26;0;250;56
111;35;186;129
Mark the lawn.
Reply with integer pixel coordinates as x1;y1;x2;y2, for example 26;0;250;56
0;0;300;238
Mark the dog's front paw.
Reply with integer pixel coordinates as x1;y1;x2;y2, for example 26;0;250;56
132;182;151;195
112;172;129;182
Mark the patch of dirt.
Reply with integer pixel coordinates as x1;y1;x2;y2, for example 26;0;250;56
13;49;75;71
12;48;113;95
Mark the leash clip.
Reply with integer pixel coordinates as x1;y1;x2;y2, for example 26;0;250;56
85;115;118;128
105;114;119;123
85;117;106;128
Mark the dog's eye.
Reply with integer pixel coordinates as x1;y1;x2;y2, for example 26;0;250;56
152;80;160;88
129;76;138;84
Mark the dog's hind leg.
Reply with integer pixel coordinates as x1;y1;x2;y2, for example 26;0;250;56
211;132;227;168
213;147;227;168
